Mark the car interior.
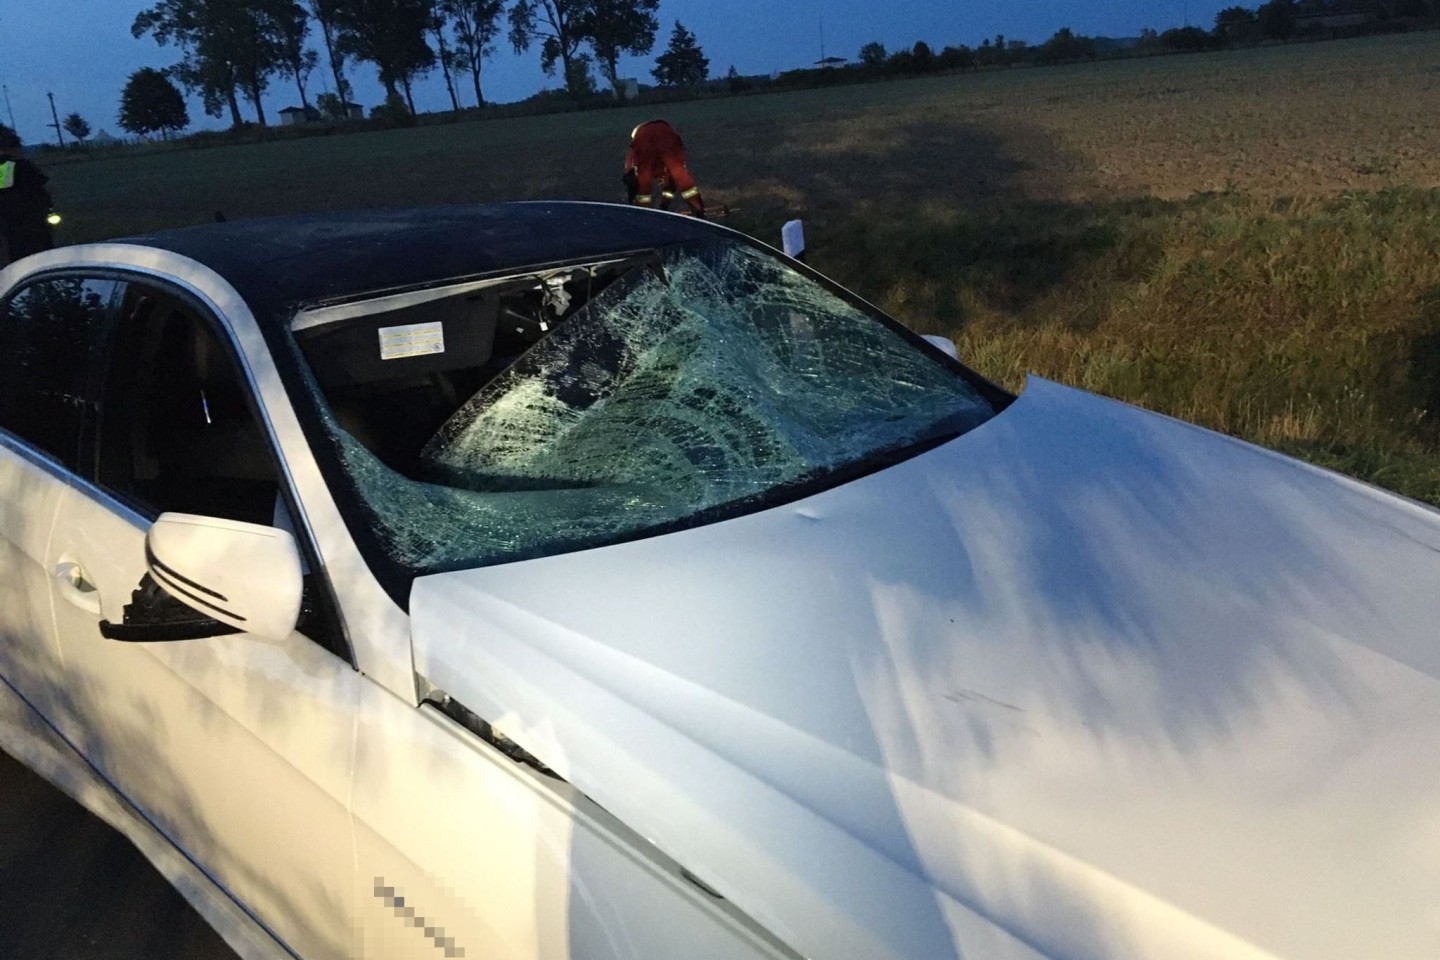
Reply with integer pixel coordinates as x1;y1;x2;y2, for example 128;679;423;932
97;285;282;528
293;255;655;479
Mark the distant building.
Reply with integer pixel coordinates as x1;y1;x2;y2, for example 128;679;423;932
613;78;640;100
91;129;118;144
279;106;310;127
334;101;364;121
814;56;848;69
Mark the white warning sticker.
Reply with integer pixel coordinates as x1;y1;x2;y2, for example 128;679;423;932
378;321;445;360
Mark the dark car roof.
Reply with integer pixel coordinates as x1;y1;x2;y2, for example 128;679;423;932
123;202;716;324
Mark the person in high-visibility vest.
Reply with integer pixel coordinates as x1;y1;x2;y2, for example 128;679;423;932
622;120;706;217
0;153;57;268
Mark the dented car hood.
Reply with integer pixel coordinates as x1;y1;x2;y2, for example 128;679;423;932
410;378;1440;960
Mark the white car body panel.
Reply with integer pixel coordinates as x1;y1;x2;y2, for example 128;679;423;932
350;682;800;960
0;441;68;714
0;243;806;960
45;483;359;958
0;670;292;960
413;377;1440;960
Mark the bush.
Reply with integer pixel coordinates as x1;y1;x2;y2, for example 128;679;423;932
1036;27;1097;65
1160;26;1223;51
725;65;751;93
1258;0;1298;39
886;49;916;72
937;45;976;70
370;92;416;127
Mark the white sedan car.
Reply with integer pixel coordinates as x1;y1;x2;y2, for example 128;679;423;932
0;203;1436;960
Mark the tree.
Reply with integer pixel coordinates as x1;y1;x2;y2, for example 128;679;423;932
133;0;241;126
371;90;416;124
1161;25;1218;51
1035;27;1096;65
858;41;887;67
912;40;935;70
306;0;352;102
563;53;597;95
397;48;436;114
1258;0;1298;38
118;67;190;137
424;0;461;110
275;1;318;109
976;36;994;66
226;0;291;126
1216;5;1258;29
0;123;23;151
579;0;660;97
331;0;435;110
133;0;290;127
887;47;915;71
508;0;588;96
651;20;707;87
444;0;505;106
62;113;91;142
937;44;975;70
315;91;350;119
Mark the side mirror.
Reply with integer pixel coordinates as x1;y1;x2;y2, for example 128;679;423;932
145;513;304;642
922;334;960;360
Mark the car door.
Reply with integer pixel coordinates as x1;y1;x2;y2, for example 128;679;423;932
0;274;119;737
45;276;360;960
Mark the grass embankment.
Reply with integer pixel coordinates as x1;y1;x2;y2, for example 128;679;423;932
806;189;1440;504
47;34;1440;503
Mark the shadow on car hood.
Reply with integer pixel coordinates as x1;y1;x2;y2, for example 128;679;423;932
411;377;1440;960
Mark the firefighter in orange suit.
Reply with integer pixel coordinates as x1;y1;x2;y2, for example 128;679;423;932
623;120;705;217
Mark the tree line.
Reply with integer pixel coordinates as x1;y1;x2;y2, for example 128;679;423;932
116;0;711;137
823;0;1439;83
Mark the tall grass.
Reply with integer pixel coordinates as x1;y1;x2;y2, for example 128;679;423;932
805;189;1440;504
44;34;1440;504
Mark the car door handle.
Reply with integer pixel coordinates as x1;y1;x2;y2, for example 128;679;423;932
54;560;102;615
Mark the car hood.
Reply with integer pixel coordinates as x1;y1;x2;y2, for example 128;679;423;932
411;377;1440;960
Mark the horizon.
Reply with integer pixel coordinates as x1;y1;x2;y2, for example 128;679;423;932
0;0;1232;144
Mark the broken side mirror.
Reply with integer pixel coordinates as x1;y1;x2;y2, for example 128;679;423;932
100;513;303;642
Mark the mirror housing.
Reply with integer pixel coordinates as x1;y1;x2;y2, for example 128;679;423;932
922;334;960;360
146;513;304;641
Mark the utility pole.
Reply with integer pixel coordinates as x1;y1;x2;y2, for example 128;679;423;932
47;92;65;146
2;84;16;133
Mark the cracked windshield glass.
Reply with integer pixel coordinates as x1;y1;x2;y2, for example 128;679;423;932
294;239;997;575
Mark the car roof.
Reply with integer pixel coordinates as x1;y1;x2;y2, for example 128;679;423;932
122;202;716;324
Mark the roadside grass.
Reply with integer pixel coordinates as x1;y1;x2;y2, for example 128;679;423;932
41;33;1440;504
806;188;1440;504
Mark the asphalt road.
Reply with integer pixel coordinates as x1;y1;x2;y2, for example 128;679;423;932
0;748;239;960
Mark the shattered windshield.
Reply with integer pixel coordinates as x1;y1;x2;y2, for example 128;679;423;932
293;238;996;578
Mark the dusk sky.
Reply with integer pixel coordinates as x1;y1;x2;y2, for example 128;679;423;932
1;0;1233;142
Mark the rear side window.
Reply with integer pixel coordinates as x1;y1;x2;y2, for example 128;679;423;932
0;276;119;469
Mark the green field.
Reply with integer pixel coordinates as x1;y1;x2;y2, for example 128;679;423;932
48;32;1440;503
